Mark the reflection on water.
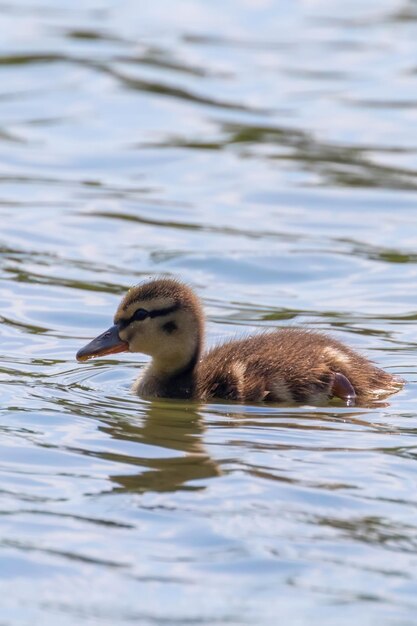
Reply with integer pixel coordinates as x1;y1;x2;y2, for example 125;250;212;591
103;401;221;494
153;121;417;190
1;0;417;624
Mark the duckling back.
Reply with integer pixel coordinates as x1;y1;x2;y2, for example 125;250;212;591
196;329;402;404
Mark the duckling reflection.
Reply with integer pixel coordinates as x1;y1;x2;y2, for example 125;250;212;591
99;400;220;494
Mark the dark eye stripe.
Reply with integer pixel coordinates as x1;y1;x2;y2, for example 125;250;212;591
148;303;179;318
117;303;179;329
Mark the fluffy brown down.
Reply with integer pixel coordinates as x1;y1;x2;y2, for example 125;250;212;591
195;329;401;403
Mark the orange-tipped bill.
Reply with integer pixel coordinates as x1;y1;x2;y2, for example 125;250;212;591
76;324;128;362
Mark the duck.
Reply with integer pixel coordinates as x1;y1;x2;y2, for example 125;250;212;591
76;278;403;406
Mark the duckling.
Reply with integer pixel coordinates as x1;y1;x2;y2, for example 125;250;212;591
76;278;403;406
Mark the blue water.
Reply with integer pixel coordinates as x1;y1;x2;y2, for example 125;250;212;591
1;1;417;624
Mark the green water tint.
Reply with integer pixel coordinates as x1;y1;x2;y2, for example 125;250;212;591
0;0;417;624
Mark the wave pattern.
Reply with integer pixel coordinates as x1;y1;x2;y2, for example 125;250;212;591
0;1;416;624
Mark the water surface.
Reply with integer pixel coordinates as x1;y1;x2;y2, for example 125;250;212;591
1;1;417;624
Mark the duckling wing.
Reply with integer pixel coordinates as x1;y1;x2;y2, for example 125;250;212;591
197;329;330;403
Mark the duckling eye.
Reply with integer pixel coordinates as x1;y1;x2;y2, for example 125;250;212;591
132;308;148;322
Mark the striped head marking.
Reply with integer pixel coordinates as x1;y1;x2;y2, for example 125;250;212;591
76;279;204;371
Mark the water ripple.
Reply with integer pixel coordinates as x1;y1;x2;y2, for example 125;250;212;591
0;1;417;625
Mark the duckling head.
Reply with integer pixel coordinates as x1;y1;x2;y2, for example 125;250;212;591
76;278;204;375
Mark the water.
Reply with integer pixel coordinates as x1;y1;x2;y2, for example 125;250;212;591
1;0;417;624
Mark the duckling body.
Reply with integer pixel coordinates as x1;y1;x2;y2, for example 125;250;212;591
197;330;401;404
76;278;403;406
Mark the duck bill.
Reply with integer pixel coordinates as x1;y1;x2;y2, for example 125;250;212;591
76;324;128;362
